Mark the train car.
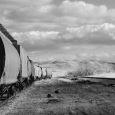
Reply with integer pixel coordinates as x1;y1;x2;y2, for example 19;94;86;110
34;65;38;80
0;24;36;98
27;57;34;84
27;57;32;79
42;67;47;79
37;66;42;79
19;46;35;86
0;24;53;99
46;68;52;79
34;65;42;80
31;62;35;79
0;30;21;98
19;46;28;78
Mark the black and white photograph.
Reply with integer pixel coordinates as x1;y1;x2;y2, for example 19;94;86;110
1;0;115;115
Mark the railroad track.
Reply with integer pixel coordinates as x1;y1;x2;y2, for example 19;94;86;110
0;95;16;108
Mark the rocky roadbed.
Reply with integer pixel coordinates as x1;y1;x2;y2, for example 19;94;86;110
0;78;115;115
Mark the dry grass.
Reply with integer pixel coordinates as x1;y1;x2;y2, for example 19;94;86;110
2;78;115;115
67;60;115;79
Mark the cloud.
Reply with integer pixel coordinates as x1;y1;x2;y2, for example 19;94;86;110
66;23;115;38
12;23;115;49
60;1;107;17
12;30;59;43
1;0;115;32
1;0;115;37
57;0;115;25
0;0;54;30
1;0;115;60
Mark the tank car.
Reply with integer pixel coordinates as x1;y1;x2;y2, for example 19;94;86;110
40;67;52;79
31;62;35;80
0;24;53;99
34;65;42;80
46;68;52;79
18;46;35;87
0;30;21;98
37;66;42;80
0;24;35;98
27;58;35;83
41;67;47;79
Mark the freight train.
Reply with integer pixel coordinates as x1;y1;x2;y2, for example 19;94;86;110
0;24;52;99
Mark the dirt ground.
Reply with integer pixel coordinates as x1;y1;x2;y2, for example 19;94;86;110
1;78;115;115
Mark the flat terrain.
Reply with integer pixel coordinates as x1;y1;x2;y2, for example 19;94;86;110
1;78;115;115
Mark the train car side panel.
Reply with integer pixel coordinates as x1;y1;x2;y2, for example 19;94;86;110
27;58;32;77
42;68;46;79
20;46;28;78
47;68;52;78
0;32;20;84
31;63;35;77
34;66;42;79
38;67;42;78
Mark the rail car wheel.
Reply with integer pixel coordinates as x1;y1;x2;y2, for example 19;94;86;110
7;87;12;98
22;81;27;89
29;76;33;84
18;82;24;91
15;82;20;92
0;85;7;100
23;78;29;88
12;86;17;96
8;86;16;97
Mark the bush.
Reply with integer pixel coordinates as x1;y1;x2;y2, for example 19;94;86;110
67;60;115;78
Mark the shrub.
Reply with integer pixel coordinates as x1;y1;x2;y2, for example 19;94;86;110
67;60;115;78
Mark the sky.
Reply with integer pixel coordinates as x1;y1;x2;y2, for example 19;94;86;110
1;0;115;61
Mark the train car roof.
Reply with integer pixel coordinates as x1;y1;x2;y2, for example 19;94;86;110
0;24;17;43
